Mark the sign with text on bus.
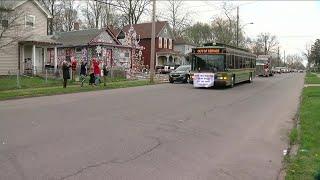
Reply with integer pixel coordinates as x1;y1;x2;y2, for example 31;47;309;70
193;73;215;88
192;48;222;54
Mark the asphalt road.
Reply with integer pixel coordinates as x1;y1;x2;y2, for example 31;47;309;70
0;73;304;180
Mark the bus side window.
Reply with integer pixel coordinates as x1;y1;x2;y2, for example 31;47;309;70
235;55;239;69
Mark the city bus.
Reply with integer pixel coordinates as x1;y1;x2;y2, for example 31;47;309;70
190;43;256;88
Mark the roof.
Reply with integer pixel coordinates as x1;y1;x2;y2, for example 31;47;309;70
55;27;121;47
174;37;196;46
0;0;52;18
19;35;60;45
122;21;167;39
55;29;103;47
108;25;121;37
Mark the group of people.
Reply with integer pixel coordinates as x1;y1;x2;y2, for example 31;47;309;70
61;57;109;88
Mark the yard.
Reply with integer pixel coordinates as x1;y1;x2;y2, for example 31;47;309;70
305;72;320;84
286;73;320;179
0;75;151;100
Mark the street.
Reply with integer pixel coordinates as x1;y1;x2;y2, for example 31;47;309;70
0;73;304;180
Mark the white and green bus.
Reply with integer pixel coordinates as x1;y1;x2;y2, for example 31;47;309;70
190;43;256;88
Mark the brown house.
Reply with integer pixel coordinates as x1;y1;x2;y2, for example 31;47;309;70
120;21;180;70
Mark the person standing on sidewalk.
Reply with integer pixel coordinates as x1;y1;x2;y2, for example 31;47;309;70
79;60;87;87
62;60;71;88
102;64;109;86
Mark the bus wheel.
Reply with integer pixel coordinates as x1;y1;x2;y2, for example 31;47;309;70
230;76;235;88
248;74;253;83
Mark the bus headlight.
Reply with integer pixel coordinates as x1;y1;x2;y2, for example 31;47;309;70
223;77;228;80
217;77;223;80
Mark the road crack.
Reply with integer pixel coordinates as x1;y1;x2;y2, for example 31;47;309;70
59;137;161;180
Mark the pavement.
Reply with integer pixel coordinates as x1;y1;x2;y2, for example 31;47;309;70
0;73;304;180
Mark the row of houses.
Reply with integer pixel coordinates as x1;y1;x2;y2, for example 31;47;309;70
0;0;196;76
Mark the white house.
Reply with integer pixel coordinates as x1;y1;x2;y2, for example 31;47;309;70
173;37;196;65
0;0;59;75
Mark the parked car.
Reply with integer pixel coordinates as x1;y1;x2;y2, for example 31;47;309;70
157;64;180;74
299;70;304;73
169;65;191;83
273;67;282;74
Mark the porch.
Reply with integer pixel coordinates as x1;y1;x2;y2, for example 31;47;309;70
19;35;60;76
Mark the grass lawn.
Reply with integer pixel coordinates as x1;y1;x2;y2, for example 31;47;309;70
285;87;320;180
305;72;320;84
0;75;127;91
0;80;152;101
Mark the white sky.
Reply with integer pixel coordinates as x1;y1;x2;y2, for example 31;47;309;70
155;1;320;63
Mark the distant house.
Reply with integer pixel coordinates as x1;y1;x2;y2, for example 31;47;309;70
53;26;135;70
0;0;60;75
120;21;180;70
174;37;197;65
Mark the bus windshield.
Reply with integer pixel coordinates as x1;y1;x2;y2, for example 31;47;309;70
256;59;267;65
192;54;225;72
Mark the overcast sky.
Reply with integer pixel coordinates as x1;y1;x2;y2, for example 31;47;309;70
156;1;320;63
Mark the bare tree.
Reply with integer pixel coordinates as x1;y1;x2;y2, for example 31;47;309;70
251;33;279;55
61;0;79;31
114;0;150;25
82;0;103;29
161;0;191;37
302;43;312;70
0;1;25;49
39;0;58;34
286;54;305;69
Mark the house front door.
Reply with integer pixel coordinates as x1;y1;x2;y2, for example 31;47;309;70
36;48;43;73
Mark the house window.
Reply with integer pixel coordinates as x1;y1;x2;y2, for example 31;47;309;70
25;15;35;28
158;37;162;48
125;52;129;57
164;38;167;48
0;11;8;29
168;39;172;49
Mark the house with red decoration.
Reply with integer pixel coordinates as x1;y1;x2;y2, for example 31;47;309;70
120;21;180;72
53;26;142;72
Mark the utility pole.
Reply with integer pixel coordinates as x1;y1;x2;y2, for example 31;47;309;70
283;50;286;66
150;0;156;83
264;34;267;55
236;6;239;47
277;47;280;66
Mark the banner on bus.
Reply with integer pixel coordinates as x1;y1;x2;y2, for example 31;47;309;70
193;73;215;88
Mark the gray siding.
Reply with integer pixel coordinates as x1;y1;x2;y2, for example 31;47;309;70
0;0;48;75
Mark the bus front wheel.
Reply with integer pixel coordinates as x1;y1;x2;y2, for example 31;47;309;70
230;76;235;88
248;73;253;83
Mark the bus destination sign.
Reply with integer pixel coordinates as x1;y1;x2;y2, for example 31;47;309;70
193;48;221;54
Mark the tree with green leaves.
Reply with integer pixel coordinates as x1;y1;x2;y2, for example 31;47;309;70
184;22;214;46
310;39;320;71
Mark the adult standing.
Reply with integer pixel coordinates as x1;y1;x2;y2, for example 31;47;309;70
62;60;71;88
102;64;109;86
80;60;87;87
92;57;101;86
71;57;77;81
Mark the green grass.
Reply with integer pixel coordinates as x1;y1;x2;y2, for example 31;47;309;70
286;87;320;180
305;73;320;84
0;75;127;91
0;80;152;101
289;128;298;146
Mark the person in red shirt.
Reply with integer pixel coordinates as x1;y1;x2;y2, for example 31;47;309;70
71;57;77;81
92;57;101;86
